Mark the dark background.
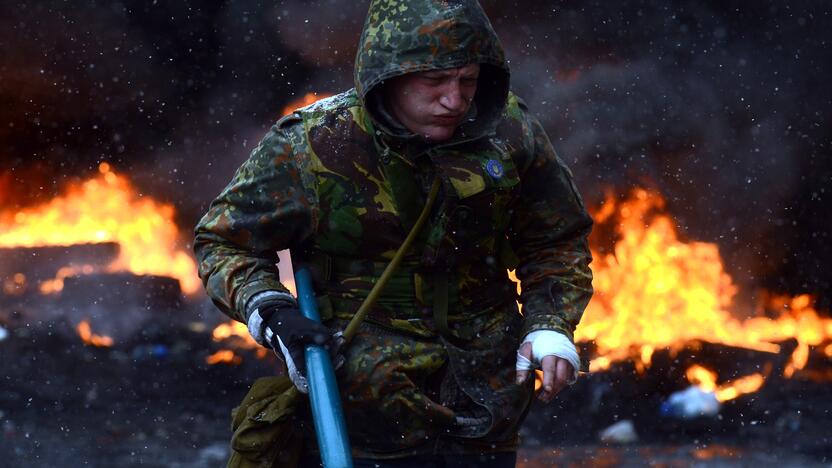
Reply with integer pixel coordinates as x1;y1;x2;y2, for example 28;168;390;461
1;0;830;307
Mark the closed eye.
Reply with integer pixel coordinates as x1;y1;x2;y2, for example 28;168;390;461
421;75;445;83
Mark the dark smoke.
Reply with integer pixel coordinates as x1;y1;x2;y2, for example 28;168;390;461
1;1;830;304
483;1;832;300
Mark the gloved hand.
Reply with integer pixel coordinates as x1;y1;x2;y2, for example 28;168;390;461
248;293;345;393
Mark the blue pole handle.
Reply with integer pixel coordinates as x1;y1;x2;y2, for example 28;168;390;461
294;266;353;468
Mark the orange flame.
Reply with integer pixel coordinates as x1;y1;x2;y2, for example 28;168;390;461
203;169;831;389
715;373;765;402
533;370;544;391
39;265;95;295
759;294;831;377
0;163;199;295
2;272;27;296
206;349;242;365
212;321;254;343
686;364;765;402
693;446;739;461
281;92;331;117
212;321;268;359
573;188;832;378
76;319;113;347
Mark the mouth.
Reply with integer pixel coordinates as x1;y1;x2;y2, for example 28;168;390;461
433;115;463;125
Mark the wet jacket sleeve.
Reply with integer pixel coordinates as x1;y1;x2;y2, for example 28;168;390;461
507;114;593;341
193;122;315;323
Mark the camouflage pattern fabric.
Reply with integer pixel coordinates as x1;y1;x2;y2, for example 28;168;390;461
194;0;593;459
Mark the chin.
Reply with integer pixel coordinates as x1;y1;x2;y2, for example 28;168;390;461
421;127;456;142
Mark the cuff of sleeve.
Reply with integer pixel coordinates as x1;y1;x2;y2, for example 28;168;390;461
521;314;574;343
235;279;293;321
246;309;268;347
520;293;576;340
246;290;297;317
245;290;296;346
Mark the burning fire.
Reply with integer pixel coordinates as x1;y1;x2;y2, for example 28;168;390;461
206;349;242;365
214;94;831;390
281;92;332;117
685;364;765;402
208;185;832;384
208;279;298;363
76;319;113;347
0;163;200;295
212;321;258;347
574;188;832;380
2;273;27;296
210;321;268;361
39;265;94;295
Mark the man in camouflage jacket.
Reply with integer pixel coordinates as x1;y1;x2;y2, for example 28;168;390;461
194;0;593;464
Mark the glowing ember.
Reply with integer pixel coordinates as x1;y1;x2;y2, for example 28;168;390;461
573;188;832;377
715;373;765;402
2;272;27;296
693;445;738;460
212;321;255;344
685;364;765;402
39;265;94;295
0;163;200;295
757;294;832;377
212;321;268;359
686;364;719;392
76;319;114;347
533;370;544;392
206;349;242;365
281;92;332;116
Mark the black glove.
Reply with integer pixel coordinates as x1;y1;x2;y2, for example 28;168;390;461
257;299;344;393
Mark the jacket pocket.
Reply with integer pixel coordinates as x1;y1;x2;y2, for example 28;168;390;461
228;376;303;468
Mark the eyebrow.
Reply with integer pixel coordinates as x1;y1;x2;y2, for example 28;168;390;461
423;69;480;79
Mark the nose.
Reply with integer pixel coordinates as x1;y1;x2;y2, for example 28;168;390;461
439;81;467;113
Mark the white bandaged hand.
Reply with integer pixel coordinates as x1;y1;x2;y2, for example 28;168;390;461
515;330;580;384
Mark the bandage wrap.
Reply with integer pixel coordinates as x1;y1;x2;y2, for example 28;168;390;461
515;330;580;384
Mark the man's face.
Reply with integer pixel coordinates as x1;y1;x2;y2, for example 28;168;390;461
384;64;480;141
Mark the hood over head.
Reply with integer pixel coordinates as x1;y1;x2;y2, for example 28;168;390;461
354;0;510;139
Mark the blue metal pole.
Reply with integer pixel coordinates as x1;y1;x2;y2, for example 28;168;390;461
294;266;353;468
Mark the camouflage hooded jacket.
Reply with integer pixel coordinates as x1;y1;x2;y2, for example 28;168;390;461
195;0;593;458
